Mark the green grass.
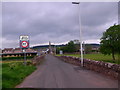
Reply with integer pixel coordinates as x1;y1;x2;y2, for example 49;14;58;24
0;63;1;89
2;61;36;88
56;54;120;64
2;56;35;61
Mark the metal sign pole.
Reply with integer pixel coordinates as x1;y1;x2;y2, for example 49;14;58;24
25;49;26;65
23;49;26;65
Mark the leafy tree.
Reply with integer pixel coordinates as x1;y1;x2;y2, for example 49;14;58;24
100;24;120;61
60;40;76;53
66;41;76;52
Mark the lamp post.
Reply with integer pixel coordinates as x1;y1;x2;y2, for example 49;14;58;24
72;2;83;67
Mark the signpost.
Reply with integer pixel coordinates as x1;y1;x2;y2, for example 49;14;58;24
20;35;29;65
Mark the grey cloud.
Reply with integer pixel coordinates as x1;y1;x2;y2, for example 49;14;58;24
81;2;118;26
2;2;118;48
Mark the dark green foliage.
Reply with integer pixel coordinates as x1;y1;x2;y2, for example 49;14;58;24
100;24;120;61
2;62;36;88
67;41;76;52
60;41;76;53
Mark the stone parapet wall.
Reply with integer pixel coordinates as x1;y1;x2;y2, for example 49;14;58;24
56;56;120;80
32;55;45;65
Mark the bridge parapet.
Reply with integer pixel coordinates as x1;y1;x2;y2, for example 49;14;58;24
32;55;45;66
56;56;120;80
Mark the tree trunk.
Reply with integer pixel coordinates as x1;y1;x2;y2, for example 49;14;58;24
118;54;120;64
112;50;115;62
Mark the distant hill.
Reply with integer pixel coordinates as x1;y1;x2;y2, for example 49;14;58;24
87;44;100;47
32;43;100;49
32;44;66;49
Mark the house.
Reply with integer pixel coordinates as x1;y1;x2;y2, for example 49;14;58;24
91;44;100;52
2;48;14;53
25;48;37;53
14;48;22;53
2;48;37;57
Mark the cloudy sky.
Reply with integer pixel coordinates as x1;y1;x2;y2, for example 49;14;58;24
2;2;118;48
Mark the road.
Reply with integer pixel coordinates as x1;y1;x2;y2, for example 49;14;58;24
16;54;118;88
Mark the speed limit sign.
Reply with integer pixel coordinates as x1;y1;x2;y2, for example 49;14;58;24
20;35;29;49
21;41;29;48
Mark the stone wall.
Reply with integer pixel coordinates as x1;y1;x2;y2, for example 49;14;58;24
56;56;120;80
32;55;45;66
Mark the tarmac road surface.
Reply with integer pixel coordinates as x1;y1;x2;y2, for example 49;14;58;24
16;54;118;88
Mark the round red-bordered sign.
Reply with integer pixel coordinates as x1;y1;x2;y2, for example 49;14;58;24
21;41;29;48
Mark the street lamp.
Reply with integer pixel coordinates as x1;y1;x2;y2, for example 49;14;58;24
72;2;84;67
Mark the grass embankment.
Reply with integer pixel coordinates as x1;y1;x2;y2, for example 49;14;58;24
57;54;119;64
2;61;36;88
2;56;34;61
0;63;1;88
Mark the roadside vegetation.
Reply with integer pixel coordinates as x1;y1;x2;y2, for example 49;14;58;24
0;63;1;88
56;54;119;64
2;56;34;61
100;24;120;62
2;61;36;88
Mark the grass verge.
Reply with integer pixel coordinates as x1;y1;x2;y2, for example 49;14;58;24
56;54;119;64
2;56;35;61
2;61;36;88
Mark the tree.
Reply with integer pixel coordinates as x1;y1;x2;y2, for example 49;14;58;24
60;40;76;53
66;41;76;53
100;24;120;61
